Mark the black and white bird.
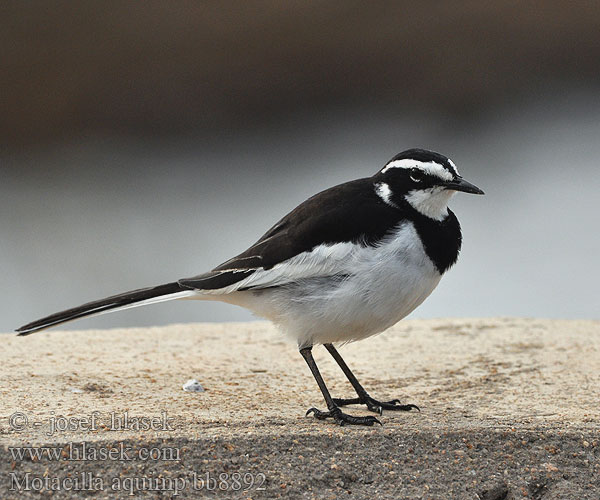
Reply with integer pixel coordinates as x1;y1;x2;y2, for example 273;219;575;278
17;148;483;426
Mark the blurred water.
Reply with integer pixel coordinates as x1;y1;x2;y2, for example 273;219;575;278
2;89;599;333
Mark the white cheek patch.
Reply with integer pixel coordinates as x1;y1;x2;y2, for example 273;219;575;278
405;187;455;221
381;159;455;182
374;182;398;208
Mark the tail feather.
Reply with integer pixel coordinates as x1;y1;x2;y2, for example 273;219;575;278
16;282;194;336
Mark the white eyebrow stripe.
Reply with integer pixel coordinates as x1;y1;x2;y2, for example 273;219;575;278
381;159;455;181
447;158;459;176
374;182;398;208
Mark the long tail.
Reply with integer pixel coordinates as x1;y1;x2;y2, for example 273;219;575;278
16;282;196;336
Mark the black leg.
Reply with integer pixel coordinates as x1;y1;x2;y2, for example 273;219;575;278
324;343;419;415
300;346;381;426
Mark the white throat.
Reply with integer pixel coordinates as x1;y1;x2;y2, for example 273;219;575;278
404;187;455;221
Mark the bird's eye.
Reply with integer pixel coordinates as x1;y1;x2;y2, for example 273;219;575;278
410;168;424;182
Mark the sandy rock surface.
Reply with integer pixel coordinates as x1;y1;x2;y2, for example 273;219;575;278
1;319;598;499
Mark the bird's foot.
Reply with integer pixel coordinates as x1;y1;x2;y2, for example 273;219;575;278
305;406;381;426
332;396;419;415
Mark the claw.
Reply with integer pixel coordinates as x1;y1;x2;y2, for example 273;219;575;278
367;403;384;416
305;407;317;417
370;417;383;426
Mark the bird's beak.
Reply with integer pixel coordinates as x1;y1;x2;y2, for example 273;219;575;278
443;177;484;195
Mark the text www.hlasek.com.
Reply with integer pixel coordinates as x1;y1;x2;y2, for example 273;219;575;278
9;442;179;462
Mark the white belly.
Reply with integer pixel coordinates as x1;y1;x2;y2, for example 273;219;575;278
218;222;442;347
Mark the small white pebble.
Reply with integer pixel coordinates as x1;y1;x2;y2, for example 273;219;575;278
182;379;205;392
70;388;84;393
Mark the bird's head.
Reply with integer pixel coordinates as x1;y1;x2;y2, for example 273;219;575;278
373;148;484;220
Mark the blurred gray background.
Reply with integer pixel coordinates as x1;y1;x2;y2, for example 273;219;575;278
2;1;599;333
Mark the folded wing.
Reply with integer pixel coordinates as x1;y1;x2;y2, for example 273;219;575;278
179;177;404;293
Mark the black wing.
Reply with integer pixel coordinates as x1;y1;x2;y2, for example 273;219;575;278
178;178;405;291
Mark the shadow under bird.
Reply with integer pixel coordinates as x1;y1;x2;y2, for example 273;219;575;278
17;148;484;426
